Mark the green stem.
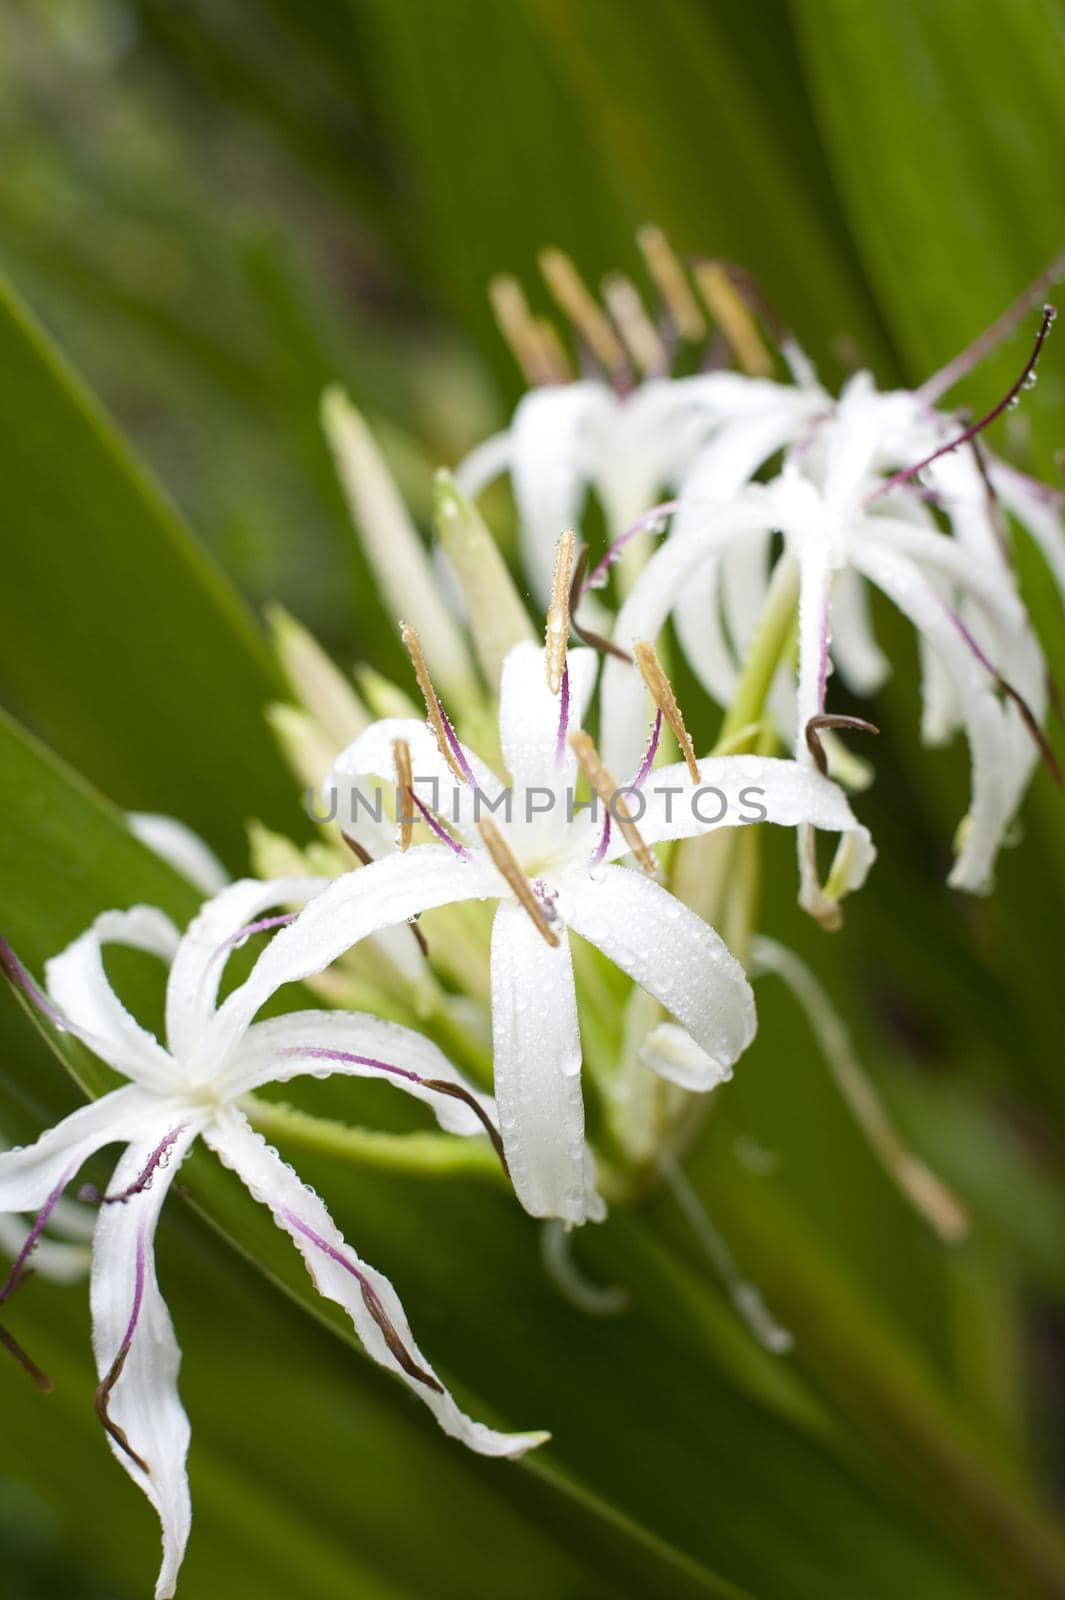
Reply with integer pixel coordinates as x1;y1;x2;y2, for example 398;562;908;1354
244;1096;506;1183
716;553;799;749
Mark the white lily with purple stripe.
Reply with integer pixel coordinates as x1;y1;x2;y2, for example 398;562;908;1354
202;641;868;1230
0;880;542;1600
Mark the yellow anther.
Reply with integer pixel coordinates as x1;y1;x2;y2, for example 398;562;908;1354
477;818;560;948
539;248;627;375
568;730;658;877
602;273;668;377
392;737;415;851
636;224;705;342
490;275;562;386
545;529;575;694
692;261;774;378
399;621;467;785
633;640;700;783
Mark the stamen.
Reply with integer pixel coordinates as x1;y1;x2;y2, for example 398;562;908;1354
554;663;571;770
0;1170;73;1304
633;641;700;782
282;1209;444;1393
0;1322;52;1392
488;275;571;386
632;709;664;791
400;621;476;786
932;594;1064;786
95;1223;150;1473
589;811;612;869
636;224;706;342
583;500;683;593
410;792;473;860
393;737;415;852
870;306;1057;505
538;249;628;376
79;1126;187;1207
692;261;774;377
0;936;68;1032
919;251;1065;405
545;529;575;695
341;833;430;955
216;912;298;958
277;1046;507;1171
476;818;560;947
804;714;880;778
568;547;634;664
568;731;658;877
601;273;668;377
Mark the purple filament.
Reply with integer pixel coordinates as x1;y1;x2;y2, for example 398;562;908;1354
82;1124;187;1206
0;1168;74;1304
554;662;571;769
583;500;684;592
0;937;69;1032
278;1044;422;1087
216;911;299;958
438;704;478;788
590;812;612;868
632;708;664;791
410;793;472;859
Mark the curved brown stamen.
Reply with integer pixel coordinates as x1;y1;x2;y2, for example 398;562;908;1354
569;730;658;877
358;1279;444;1394
546;530;575;694
805;714;880;777
341;831;430;956
393;738;415;852
95;1342;149;1472
421;1079;509;1176
0;1321;52;1392
634;640;700;782
568;548;634;665
477;819;560;948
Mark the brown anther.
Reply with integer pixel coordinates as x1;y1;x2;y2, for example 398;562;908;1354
633;640;700;783
602;273;668;377
539;249;627;376
358;1279;444;1394
476;819;560;947
692;261;774;378
636;224;706;342
95;1344;150;1472
392;737;415;852
546;529;575;693
568;548;635;665
804;714;880;777
399;621;467;785
568;730;658;876
489;275;568;387
421;1079;510;1175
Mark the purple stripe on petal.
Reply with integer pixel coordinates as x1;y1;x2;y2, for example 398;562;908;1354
95;1218;151;1472
0;937;70;1032
278;1044;421;1085
590;813;612;868
81;1124;189;1207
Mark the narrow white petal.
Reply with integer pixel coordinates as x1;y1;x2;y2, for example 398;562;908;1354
0;1087;159;1212
203;849;500;1073
601;495;772;775
509;382;617;603
489;903;592;1225
829;567;889;696
991;462;1065;601
625;753;867;851
163;877;329;1063
453;429;514;501
205;1106;545;1457
672;558;739;709
565;866;755;1073
126;814;230;895
498;642;597;797
90;1124;200;1600
224;1009;497;1138
638;1022;732;1092
45;910;180;1092
0;1215;89;1282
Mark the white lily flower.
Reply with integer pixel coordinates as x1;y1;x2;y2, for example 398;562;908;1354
603;369;1049;911
0;882;542;1600
0;1134;93;1284
455;374;823;604
200;641;867;1228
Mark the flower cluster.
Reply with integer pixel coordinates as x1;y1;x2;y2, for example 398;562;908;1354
2;233;1061;1597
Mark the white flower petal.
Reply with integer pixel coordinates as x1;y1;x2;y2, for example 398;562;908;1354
671;558;739;708
224;1009;497;1138
489;903;592;1225
601;495;771;775
90;1124;200;1600
625;753;867;851
453;429;514;501
204;849;500;1074
991;462;1065;602
331;716;504;841
508;382;618;603
566;866;755;1073
830;567;889;696
126;814;230;895
0;1087;162;1213
163;877;329;1063
498;642;597;797
0;1214;89;1282
45;910;181;1092
638;1022;733;1092
204;1106;545;1457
